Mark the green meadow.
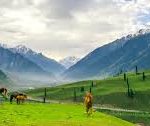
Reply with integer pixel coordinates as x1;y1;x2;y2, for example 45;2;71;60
27;71;150;111
0;103;134;126
26;71;150;125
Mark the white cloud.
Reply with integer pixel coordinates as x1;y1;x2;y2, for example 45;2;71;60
0;0;149;60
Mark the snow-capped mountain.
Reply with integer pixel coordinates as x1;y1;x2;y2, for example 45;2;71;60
0;45;58;87
12;45;36;55
64;28;150;80
136;28;150;35
59;56;80;69
0;43;9;48
9;45;65;75
0;46;47;74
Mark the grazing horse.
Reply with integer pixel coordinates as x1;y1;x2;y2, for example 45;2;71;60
0;88;8;98
84;92;93;115
10;92;27;104
16;94;27;104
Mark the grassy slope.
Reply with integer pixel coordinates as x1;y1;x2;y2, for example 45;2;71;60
0;103;133;126
26;71;150;111
25;71;150;125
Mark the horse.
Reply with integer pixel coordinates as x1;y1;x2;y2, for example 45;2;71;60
84;92;93;115
0;88;8;98
10;92;27;104
16;94;27;104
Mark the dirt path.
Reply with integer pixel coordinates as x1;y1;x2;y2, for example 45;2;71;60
27;97;150;114
93;106;149;113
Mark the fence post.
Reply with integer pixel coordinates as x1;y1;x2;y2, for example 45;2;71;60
81;86;84;92
91;81;94;87
142;72;146;81
73;88;76;102
124;73;126;81
126;78;130;97
135;66;138;75
43;88;47;103
90;87;92;93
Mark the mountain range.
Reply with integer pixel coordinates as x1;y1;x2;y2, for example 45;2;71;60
0;46;46;74
10;45;65;75
1;29;150;85
0;44;66;87
63;29;150;80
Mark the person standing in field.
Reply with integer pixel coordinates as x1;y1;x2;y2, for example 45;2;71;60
84;92;93;115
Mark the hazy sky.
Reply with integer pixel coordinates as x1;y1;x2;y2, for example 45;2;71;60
0;0;150;60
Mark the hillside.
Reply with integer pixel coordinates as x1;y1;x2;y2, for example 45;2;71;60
64;29;150;80
26;71;150;111
26;70;150;125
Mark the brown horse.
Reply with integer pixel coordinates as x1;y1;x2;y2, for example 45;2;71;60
10;92;27;104
0;88;8;98
16;94;27;104
84;92;93;115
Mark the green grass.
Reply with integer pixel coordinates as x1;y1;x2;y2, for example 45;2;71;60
25;71;150;125
0;103;134;126
97;109;150;126
26;71;150;111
